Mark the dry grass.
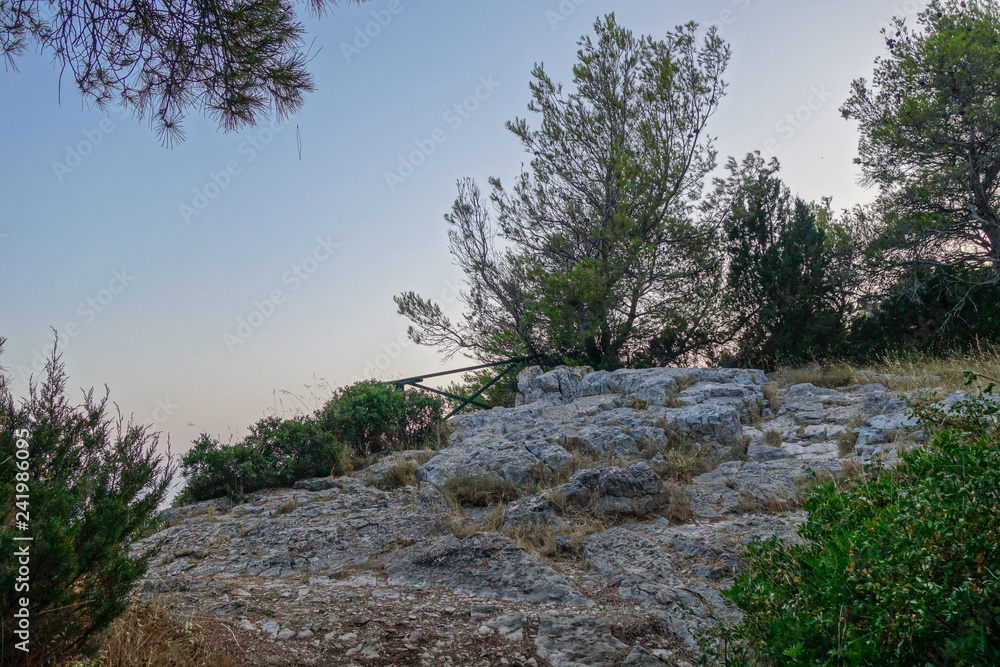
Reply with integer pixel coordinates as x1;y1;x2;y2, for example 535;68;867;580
775;363;857;389
501;519;580;560
334;444;357;476
674;374;695;391
735;490;801;514
446;503;506;539
762;382;782;411
730;434;751;459
370;458;419;491
837;429;860;457
443;475;519;508
866;347;1000;391
839;458;865;480
69;599;245;666
529;446;636;492
659;481;693;523
421;421;455;450
771;347;1000;394
275;496;299;516
650;445;717;485
763;429;783;447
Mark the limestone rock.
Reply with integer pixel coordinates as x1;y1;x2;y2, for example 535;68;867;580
501;493;568;530
621;645;666;666
535;614;628;667
562;463;664;517
135;483;449;583
158;496;234;525
382;532;592;606
685;459;839;519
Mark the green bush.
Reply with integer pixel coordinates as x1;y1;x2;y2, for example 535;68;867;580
718;376;1000;665
178;415;341;503
0;342;174;666
320;381;444;456
847;266;1000;361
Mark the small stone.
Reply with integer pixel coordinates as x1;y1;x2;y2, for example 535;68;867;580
257;619;280;638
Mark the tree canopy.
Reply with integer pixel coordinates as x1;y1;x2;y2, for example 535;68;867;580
1;0;365;143
395;14;730;369
710;153;848;367
841;0;1000;293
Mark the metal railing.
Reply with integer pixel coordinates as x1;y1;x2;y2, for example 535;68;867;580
387;356;539;418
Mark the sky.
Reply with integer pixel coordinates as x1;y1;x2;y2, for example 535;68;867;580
0;0;929;455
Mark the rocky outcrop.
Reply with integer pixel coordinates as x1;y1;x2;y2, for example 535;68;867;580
382;532;592;606
137;480;451;582
561;463;665;517
417;366;766;489
139;365;978;666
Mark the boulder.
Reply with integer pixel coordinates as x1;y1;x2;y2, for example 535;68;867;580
562;463;665;517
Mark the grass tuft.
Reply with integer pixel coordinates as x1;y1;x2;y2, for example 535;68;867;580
837;429;860;457
371;458;419;491
443;475;519;507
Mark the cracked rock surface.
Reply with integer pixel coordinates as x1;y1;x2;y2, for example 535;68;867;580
138;365;971;665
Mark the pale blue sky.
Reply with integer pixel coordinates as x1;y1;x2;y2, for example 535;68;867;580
0;0;927;452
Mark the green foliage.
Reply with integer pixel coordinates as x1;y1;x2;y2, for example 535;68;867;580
178;381;443;504
712;153;848;368
0;341;174;665
178;415;341;503
841;0;1000;303
320;381;444;456
719;377;1000;665
396;14;731;369
849;265;1000;359
0;0;369;144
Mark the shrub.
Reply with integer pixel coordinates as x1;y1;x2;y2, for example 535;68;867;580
178;415;341;503
0;342;174;665
719;376;1000;665
848;266;1000;361
320;381;444;456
